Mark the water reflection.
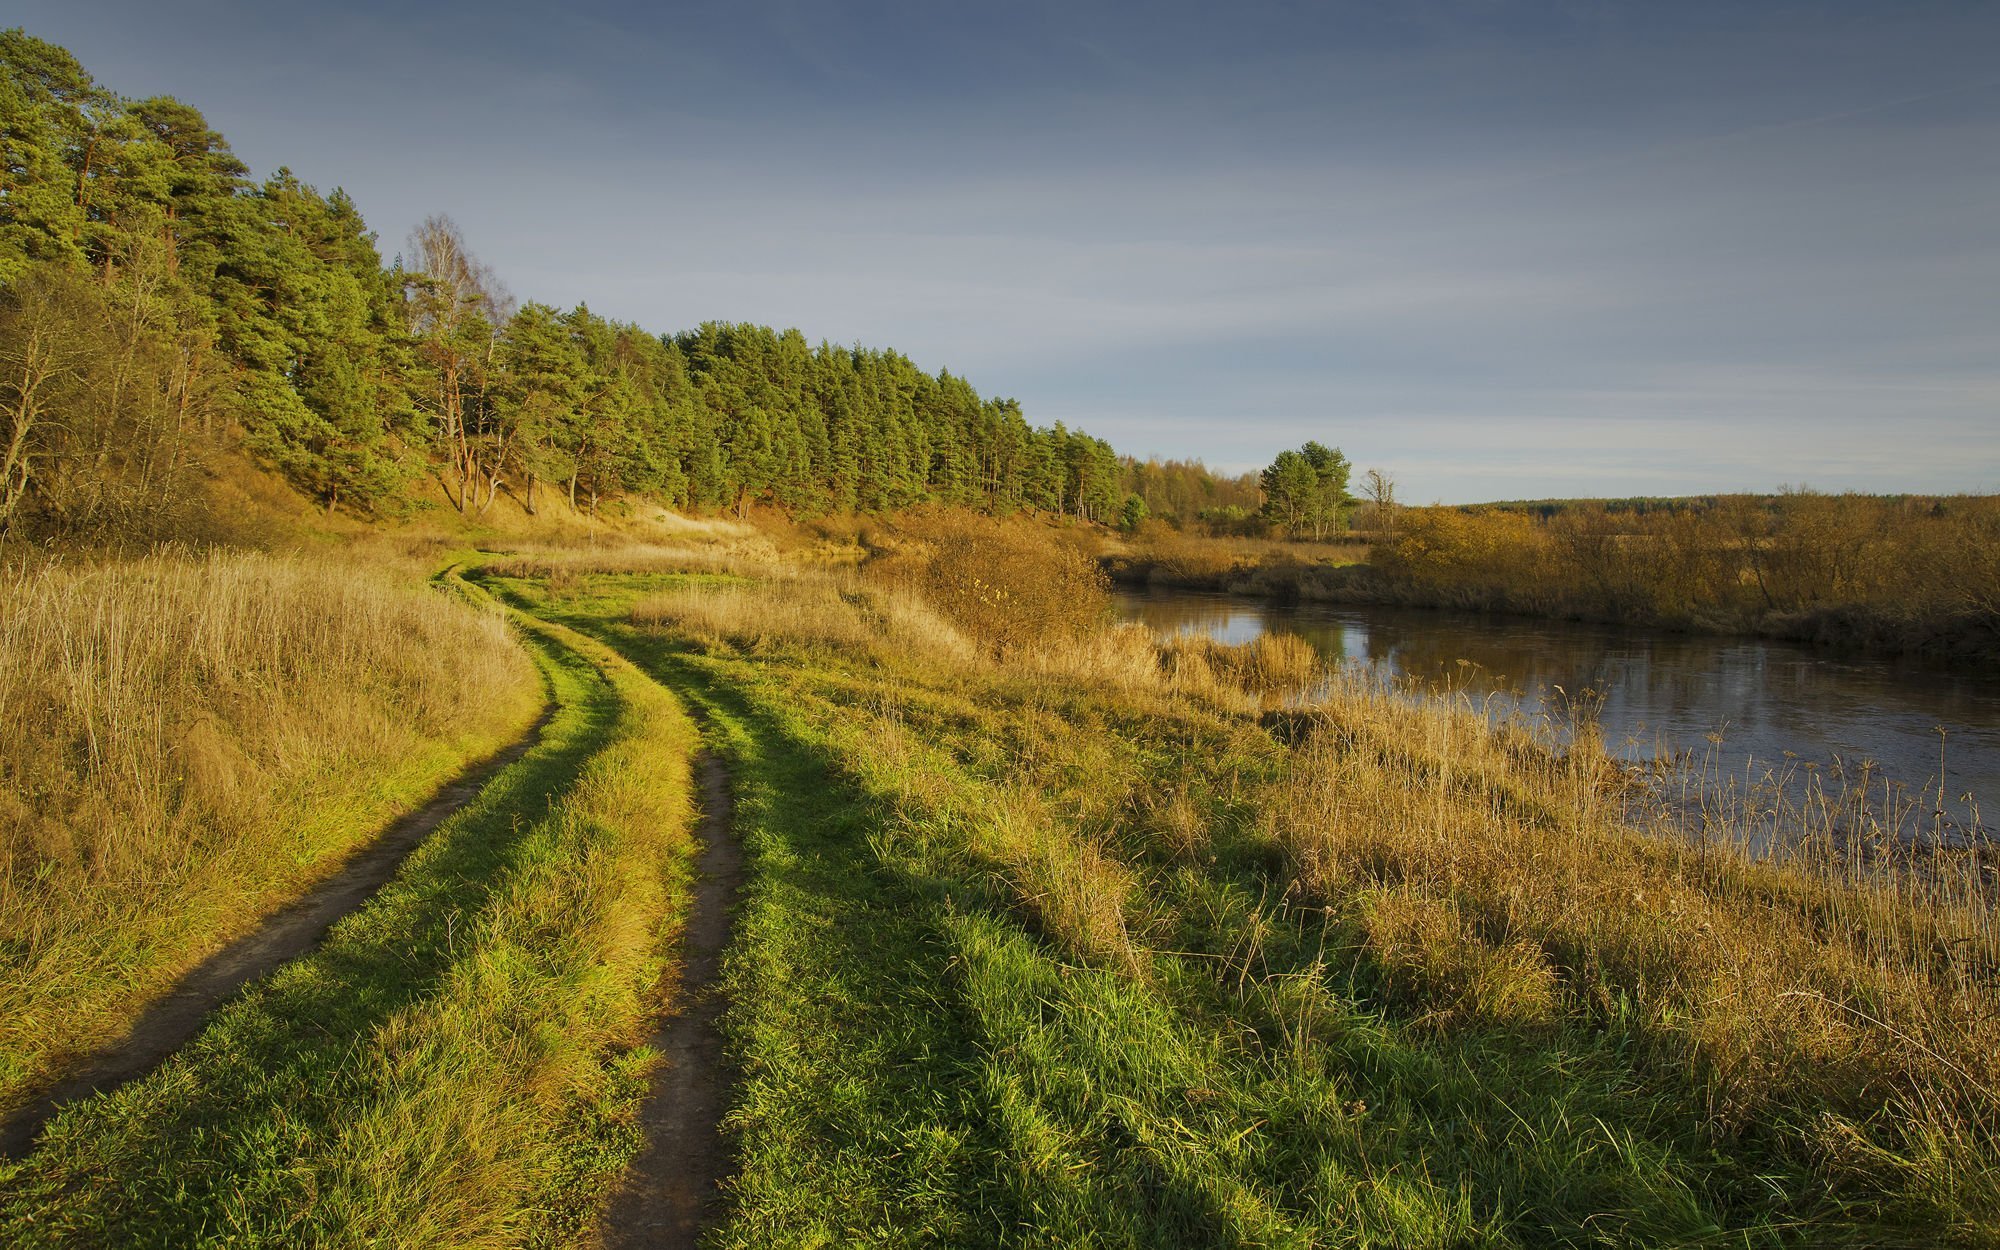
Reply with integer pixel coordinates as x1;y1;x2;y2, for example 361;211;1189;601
1117;588;2000;838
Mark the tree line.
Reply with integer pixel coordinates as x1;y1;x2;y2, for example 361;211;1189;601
1118;456;1260;533
1119;445;1371;540
0;31;1126;542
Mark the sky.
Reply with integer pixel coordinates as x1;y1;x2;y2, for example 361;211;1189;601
15;0;2000;502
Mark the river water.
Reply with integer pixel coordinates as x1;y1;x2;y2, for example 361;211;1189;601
1115;588;2000;841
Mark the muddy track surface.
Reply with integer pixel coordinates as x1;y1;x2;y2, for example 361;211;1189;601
601;751;743;1249
0;706;554;1162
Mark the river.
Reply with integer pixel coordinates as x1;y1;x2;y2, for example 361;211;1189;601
1115;587;2000;842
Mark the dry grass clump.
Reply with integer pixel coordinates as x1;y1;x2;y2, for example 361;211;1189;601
869;512;1111;653
1356;888;1560;1028
0;550;540;1105
632;576;869;651
1012;622;1165;692
1161;632;1320;696
1268;671;2000;1215
821;695;1147;976
971;783;1144;975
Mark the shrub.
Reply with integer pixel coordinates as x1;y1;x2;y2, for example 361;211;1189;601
872;512;1111;653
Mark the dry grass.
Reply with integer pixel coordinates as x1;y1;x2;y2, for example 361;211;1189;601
1373;495;2000;649
1161;631;1320;697
838;711;1147;975
1104;530;1372;593
493;526;2000;1237
283;605;700;1245
1013;622;1166;692
628;507;761;540
0;550;541;1106
483;537;782;582
0;582;703;1244
631;569;983;669
625;525;1190;698
1268;669;2000;1224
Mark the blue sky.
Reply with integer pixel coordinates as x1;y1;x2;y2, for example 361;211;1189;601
18;1;1999;501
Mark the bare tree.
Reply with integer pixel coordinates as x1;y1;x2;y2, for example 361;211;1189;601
0;245;217;545
0;270;89;536
406;215;511;514
1360;467;1398;533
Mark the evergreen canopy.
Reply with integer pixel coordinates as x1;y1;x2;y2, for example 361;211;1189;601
0;30;1127;535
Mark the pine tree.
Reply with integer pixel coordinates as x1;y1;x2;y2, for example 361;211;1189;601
4;35;1137;534
0;31;101;280
494;302;587;514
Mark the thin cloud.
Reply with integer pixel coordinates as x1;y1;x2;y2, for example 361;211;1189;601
11;0;1997;501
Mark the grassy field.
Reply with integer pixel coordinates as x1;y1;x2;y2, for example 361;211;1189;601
0;575;703;1245
491;527;1998;1247
0;550;540;1114
1;520;1993;1246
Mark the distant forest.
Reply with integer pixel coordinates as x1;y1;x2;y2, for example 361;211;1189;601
0;31;1182;540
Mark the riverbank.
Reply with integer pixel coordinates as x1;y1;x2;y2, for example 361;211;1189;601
1113;583;2000;846
1103;532;2000;663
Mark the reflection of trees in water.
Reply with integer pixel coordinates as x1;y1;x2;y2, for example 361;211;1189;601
1325;613;1620;717
1117;594;1263;646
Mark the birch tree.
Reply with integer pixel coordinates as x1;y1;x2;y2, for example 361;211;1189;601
405;214;510;513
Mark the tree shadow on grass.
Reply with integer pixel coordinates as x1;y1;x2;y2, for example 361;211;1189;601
579;621;1270;1248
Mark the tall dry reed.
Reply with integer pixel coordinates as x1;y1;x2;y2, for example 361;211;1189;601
1373;494;2000;649
0;550;539;1104
1267;669;2000;1224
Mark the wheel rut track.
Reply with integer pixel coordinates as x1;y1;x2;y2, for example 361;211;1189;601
0;704;554;1162
601;749;743;1249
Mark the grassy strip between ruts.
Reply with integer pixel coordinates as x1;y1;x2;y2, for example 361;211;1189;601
492;571;1013;1246
0;575;701;1248
521;566;1994;1249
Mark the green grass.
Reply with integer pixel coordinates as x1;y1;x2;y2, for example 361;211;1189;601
4;558;1979;1246
525;570;1972;1248
0;581;701;1247
492;573;1015;1243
